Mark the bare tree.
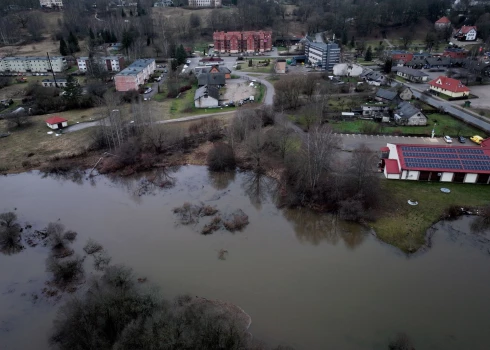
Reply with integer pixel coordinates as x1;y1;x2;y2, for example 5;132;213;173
26;13;44;41
301;125;340;191
4;110;29;128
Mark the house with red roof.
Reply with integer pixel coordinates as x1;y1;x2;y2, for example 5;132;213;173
428;76;470;98
435;17;451;30
45;116;68;130
454;26;477;41
380;142;490;184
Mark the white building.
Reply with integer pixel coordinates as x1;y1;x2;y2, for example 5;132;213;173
0;56;67;73
188;0;221;7
41;79;68;87
381;142;490;184
304;40;340;71
194;85;220;108
40;0;63;8
77;56;125;72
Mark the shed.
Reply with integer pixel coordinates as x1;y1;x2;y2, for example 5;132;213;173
45;116;68;130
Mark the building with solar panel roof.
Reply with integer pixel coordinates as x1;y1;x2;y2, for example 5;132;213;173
380;139;490;184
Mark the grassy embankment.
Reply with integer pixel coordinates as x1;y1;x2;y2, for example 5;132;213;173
375;180;490;252
0;116;93;173
328;113;486;137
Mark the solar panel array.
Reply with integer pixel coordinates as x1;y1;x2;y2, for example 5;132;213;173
399;146;490;172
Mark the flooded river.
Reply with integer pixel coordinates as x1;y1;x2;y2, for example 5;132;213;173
0;166;489;350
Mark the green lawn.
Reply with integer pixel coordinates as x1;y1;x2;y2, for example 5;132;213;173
374;180;490;253
328;113;485;137
168;86;236;118
255;84;265;103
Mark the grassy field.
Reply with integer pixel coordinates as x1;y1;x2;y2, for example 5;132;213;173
374;180;490;253
328;113;485;137
0;116;92;173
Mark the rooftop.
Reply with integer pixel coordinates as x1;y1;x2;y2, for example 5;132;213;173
396;143;490;174
45;116;68;124
392;66;429;77
2;56;65;61
428;76;470;93
116;59;155;76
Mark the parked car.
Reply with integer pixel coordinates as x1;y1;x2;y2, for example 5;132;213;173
144;88;152;94
458;136;466;143
470;135;484;145
186;59;191;64
444;135;452;143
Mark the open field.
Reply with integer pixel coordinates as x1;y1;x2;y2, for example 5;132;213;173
374;180;490;253
0;116;93;173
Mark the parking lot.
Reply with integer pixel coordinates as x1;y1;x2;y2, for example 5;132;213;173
222;80;257;104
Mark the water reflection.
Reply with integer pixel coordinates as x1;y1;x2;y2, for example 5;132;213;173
241;171;278;210
208;171;236;190
283;207;366;248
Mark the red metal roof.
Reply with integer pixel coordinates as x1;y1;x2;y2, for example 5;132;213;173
459;25;477;34
380;147;390;152
395;144;490;174
436;17;451;24
45;116;68;125
428;76;470;93
385;159;400;174
481;138;490;148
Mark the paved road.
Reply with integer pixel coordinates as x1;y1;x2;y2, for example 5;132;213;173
408;89;490;133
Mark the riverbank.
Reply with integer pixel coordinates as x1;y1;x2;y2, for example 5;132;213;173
373;180;490;253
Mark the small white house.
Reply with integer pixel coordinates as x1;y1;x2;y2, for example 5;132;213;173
45;116;68;130
194;85;220;108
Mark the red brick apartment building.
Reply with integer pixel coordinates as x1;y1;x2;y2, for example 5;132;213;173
213;31;272;53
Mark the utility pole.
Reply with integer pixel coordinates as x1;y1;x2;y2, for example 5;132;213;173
46;52;58;88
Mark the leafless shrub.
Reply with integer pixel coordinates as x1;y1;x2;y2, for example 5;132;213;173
218;248;228;260
83;239;103;255
223;210;249;232
0;212;17;227
338;197;366;222
46;255;84;285
63;231;77;242
207;142;236;172
202;216;222;235
0;226;23;254
93;250;112;271
388;332;415;350
173;203;218;225
202;205;218;216
47;223;69;250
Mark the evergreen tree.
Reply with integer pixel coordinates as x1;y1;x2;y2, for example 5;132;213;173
176;44;187;65
59;38;69;56
147;36;151;46
89;28;95;40
383;58;393;73
67;31;80;53
122;30;134;53
62;75;82;107
111;32;117;43
121;8;126;17
171;59;178;71
350;36;355;47
129;9;133;16
364;46;373;61
341;29;348;46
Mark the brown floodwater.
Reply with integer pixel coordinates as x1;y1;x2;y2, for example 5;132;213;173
0;166;489;350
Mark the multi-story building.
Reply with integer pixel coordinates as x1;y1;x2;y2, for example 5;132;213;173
304;41;340;71
114;59;156;91
213;31;272;53
188;0;221;8
154;0;173;7
0;56;67;73
40;0;63;8
77;56;125;72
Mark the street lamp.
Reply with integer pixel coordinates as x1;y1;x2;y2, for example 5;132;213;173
431;123;436;138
